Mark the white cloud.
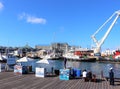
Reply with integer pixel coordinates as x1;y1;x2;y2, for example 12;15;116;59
0;2;4;11
18;13;46;24
27;16;46;24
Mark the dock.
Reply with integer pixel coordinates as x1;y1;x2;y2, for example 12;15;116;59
0;72;120;89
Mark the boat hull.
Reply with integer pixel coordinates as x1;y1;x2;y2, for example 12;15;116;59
63;57;96;62
80;58;96;62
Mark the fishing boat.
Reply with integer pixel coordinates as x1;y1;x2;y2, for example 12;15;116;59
63;53;96;62
63;51;80;60
98;50;120;63
113;50;120;59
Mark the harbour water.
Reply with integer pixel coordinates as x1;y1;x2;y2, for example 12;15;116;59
31;60;120;78
1;59;120;78
35;59;120;78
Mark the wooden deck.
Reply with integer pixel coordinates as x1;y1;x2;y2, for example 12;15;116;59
0;72;120;89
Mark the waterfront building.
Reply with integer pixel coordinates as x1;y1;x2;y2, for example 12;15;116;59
34;43;71;58
35;45;51;50
101;49;114;57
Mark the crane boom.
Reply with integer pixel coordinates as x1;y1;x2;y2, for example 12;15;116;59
91;10;120;55
92;12;116;37
98;14;119;47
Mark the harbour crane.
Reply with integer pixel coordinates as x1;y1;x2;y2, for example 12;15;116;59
91;10;120;56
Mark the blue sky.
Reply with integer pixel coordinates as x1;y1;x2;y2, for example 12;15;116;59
0;0;120;51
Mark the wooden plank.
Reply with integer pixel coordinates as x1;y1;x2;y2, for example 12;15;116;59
0;72;120;89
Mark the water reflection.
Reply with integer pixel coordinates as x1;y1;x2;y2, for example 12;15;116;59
67;61;81;68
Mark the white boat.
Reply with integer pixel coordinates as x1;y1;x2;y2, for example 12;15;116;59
0;53;7;63
63;50;80;60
